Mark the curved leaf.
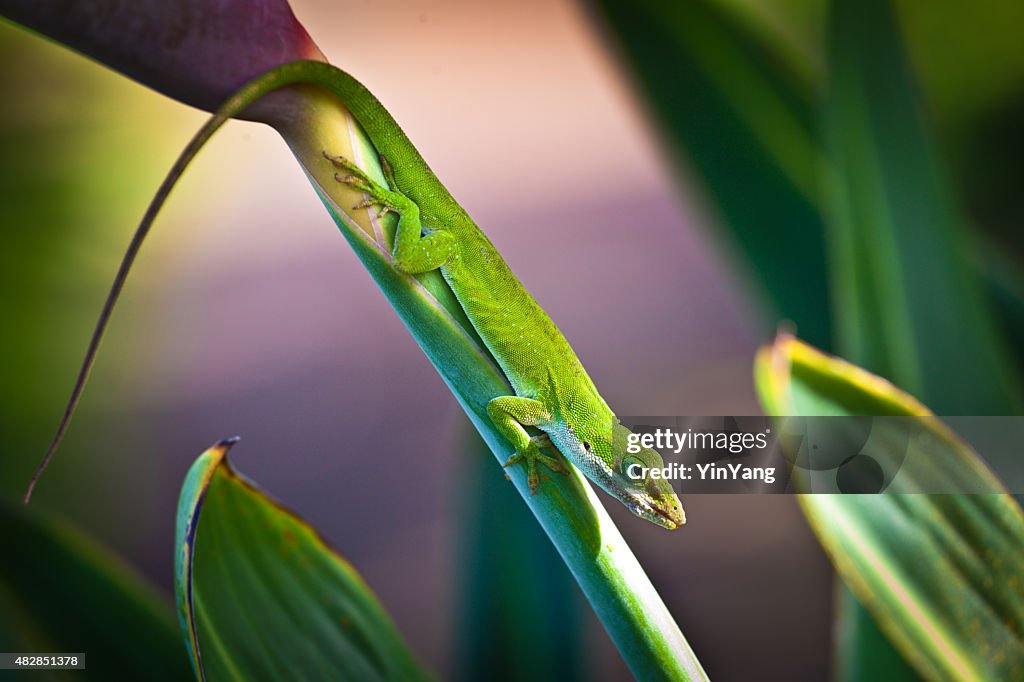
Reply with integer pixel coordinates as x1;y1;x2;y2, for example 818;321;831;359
175;439;430;682
755;335;1024;681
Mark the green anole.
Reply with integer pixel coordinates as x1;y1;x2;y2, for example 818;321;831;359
25;60;685;529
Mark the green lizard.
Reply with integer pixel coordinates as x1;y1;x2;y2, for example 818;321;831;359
25;60;685;529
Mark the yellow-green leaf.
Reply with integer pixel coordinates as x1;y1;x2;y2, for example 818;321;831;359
755;335;1024;681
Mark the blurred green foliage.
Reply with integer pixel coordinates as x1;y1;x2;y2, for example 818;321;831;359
0;501;190;680
590;0;832;348
0;21;111;488
821;0;1020;413
455;427;585;682
0;21;195;679
590;0;1024;354
703;0;1024;256
0;19;175;503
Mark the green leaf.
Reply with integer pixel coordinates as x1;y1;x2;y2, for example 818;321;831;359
0;500;190;680
590;0;832;347
755;335;1024;681
175;439;430;682
977;240;1024;373
834;583;922;682
822;0;1021;415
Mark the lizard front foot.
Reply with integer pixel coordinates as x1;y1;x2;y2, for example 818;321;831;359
502;439;568;495
323;151;405;216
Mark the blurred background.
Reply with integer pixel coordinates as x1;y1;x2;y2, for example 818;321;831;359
2;0;1022;680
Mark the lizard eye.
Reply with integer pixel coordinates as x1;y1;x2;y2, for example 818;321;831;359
623;456;647;481
582;441;592;453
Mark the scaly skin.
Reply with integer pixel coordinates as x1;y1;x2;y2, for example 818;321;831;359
316;65;684;529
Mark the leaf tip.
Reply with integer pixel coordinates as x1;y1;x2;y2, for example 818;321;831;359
214;436;241;451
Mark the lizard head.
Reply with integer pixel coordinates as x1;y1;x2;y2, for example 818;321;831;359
555;418;686;529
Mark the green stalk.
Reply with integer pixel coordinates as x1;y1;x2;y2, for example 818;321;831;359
271;83;706;682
